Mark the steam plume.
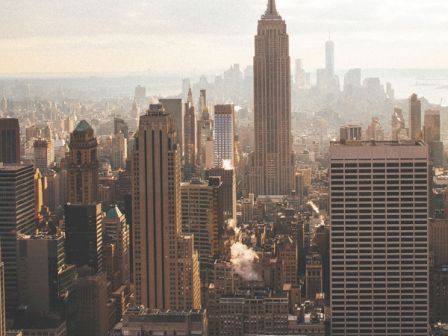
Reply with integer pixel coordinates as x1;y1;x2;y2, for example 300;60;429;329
230;242;261;281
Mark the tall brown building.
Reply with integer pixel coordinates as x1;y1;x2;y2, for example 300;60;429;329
0;118;20;164
248;0;294;196
67;120;98;204
132;104;201;310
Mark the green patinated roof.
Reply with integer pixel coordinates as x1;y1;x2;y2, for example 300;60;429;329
106;205;123;219
74;120;93;132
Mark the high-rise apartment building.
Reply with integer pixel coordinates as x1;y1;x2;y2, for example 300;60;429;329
249;0;294;196
330;140;429;335
214;105;235;168
0;164;35;315
131;104;201;310
0;118;20;164
33;138;54;175
67;120;98;204
409;93;422;141
65;203;103;273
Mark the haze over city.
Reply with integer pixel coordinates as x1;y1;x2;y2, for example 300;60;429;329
2;0;448;75
0;1;448;335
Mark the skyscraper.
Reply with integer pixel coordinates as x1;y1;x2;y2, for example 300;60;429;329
409;93;422;141
0;164;35;315
159;98;183;153
325;39;335;78
196;90;214;169
249;0;294;196
132;104;201;310
181;179;219;287
206;167;236;223
67;120;98;204
214;104;235;168
0;118;20;164
65;203;103;273
184;88;196;176
33;138;54;175
330;140;429;335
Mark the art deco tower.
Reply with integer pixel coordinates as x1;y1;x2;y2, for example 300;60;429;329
249;0;294;196
67;120;98;204
132;104;201;310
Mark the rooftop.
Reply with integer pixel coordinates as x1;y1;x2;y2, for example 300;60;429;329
74;120;93;132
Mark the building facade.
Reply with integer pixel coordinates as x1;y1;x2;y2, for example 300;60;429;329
330;140;429;335
214;104;235;168
248;0;294;196
131;104;201;310
0;164;35;315
0;118;20;164
67;120;98;204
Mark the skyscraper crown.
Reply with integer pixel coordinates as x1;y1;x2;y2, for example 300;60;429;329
263;0;281;18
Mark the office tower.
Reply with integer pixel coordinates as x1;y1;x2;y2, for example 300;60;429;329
181;179;219;287
305;248;323;301
343;69;362;92
214;105;235;168
112;308;208;335
67;120;98;204
196;90;214;169
103;205;130;287
409;93;422;141
74;271;110;336
340;125;362;142
326;39;335;78
0;250;5;336
114;117;129;139
295;59;306;89
111;132;127;170
206;167;236;223
424;109;444;167
17;233;77;316
249;0;294;196
0;118;20;164
33;138;54;175
44;170;61;212
184;89;196;175
159;98;183;153
131;104;201;310
330;140;429;335
65;203;103;273
182;78;191;100
0;164;34;314
391;108;407;141
365;117;385;141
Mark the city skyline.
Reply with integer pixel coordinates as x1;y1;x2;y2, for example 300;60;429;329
1;0;448;75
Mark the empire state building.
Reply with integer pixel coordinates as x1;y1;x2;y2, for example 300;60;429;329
248;0;294;196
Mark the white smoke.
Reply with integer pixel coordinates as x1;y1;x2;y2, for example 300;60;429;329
227;218;236;230
230;242;261;281
307;201;320;215
222;159;234;170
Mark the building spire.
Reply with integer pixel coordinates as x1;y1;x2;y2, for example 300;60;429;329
266;0;278;15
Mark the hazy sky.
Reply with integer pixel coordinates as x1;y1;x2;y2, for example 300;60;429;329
1;0;448;75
